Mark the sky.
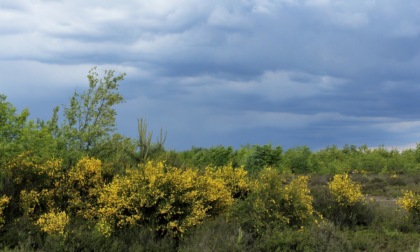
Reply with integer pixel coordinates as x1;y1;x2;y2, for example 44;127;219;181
1;0;420;151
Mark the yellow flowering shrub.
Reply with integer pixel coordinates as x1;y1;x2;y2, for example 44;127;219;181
205;164;250;199
20;189;59;219
0;195;10;228
97;161;233;238
66;157;105;219
328;174;363;207
397;190;420;217
36;210;69;237
283;175;314;225
5;153;64;203
20;190;41;218
5;152;41;186
37;158;64;185
231;168;315;234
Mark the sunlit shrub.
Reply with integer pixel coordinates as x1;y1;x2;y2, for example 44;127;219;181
4;153;64;206
316;174;370;227
5;156;63;226
37;158;64;183
97;161;233;238
230;168;315;235
66;157;105;219
328;174;363;207
4;152;41;189
283;175;315;225
36;210;69;237
20;189;42;218
12;157;105;239
0;195;10;228
205;164;250;199
397;190;420;219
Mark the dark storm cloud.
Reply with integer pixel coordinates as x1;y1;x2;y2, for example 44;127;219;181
1;0;420;150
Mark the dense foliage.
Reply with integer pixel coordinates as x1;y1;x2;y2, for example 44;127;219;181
1;68;420;251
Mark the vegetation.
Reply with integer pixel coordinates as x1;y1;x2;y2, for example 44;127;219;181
1;68;420;251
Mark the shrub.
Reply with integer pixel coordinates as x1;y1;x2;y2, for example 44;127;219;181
328;174;364;207
204;164;250;199
35;210;69;237
96;161;233;238
0;195;10;228
66;157;105;220
313;175;372;227
230;168;315;236
397;190;420;224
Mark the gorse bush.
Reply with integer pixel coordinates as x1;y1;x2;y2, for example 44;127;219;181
397;190;420;214
66;157;105;220
97;161;233;238
397;190;420;225
312;174;374;228
204;164;250;199
1;156;238;248
328;174;364;207
230;168;316;236
0;195;9;228
35;210;69;237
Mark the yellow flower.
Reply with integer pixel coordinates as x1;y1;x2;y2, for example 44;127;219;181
0;195;10;228
328;174;364;206
96;161;233;238
397;190;420;215
36;210;69;237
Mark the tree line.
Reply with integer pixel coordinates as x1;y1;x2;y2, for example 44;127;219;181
2;67;420;175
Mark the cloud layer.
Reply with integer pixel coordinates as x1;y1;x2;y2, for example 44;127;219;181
1;0;420;150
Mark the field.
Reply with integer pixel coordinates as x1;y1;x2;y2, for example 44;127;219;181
1;157;420;252
1;71;420;251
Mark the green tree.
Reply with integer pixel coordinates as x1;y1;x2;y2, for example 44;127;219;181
282;146;312;173
189;146;234;168
310;145;350;174
61;67;126;161
0;95;30;164
243;144;283;173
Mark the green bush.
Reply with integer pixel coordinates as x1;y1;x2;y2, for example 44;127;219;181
311;184;374;228
230;169;315;236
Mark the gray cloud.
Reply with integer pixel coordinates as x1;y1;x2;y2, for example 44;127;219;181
1;0;420;150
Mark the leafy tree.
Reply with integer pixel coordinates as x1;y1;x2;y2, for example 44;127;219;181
0;95;30;164
243;144;283;173
188;146;234;168
310;145;350;174
283;146;312;173
207;146;234;167
60;67;126;162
